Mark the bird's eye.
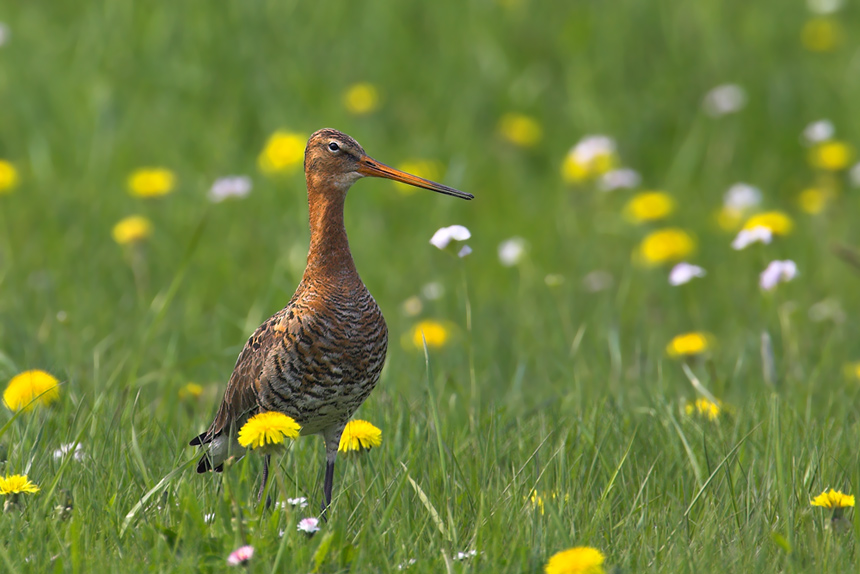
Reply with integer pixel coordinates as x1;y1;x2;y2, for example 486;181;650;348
328;142;340;152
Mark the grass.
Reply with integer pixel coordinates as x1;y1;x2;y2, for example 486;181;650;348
1;0;859;571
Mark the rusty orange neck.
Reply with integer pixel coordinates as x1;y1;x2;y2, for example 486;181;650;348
304;186;357;281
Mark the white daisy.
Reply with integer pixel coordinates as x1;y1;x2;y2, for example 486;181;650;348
208;176;252;203
732;226;772;250
669;263;706;286
599;168;640;191
497;237;527;267
429;225;471;250
703;84;746;117
760;260;798;291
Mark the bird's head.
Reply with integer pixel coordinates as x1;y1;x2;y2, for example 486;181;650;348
304;128;473;200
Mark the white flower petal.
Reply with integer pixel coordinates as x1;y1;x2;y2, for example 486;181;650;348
703;84;746;117
803;119;835;145
669;262;706;286
571;135;617;165
457;245;472;258
208;176;252;203
497;237;526;266
599;168;640;191
429;225;471;250
723;183;762;211
731;226;772;250
807;0;843;14
297;517;321;534
760;260;798;291
421;282;445;300
850;163;860;188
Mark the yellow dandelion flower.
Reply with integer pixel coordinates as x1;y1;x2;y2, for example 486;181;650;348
409;319;450;349
178;382;204;400
4;370;60;412
801;18;841;52
798;187;833;215
0;474;40;495
666;332;712;358
343;83;380;115
811;489;855;509
112;215;153;245
624;191;676;223
684;398;722;421
0;160;19;194
499;113;542;148
258;130;306;175
637;228;695;266
716;207;744;231
393;160;444;195
808;141;854;171
339;419;382;453
843;362;860;380
238;412;301;451
743;211;793;236
128;168;175;198
544;546;605;574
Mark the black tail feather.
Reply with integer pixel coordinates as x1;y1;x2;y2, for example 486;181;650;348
189;431;211;447
195;453;224;474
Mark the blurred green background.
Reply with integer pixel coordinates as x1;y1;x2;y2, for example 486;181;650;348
0;0;859;572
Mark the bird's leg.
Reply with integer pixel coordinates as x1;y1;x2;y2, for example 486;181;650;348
321;452;336;520
257;454;271;506
320;425;344;521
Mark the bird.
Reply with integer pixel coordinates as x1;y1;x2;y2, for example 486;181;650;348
190;128;473;512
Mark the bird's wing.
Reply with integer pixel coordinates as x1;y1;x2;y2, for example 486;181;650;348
190;306;296;446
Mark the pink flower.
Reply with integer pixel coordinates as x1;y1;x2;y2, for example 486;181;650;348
227;545;254;566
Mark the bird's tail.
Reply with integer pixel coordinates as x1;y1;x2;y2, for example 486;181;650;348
189;431;246;473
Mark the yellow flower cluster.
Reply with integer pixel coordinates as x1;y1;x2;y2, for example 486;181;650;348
178;382;204;400
258;130;306;174
797;187;833;215
499;113;542;148
112;215;153;245
128;168;175;198
801;18;841;53
637;228;695;266
3;370;60;412
561;137;618;183
0;159;19;194
624;191;675;223
409;319;451;349
238;411;301;450
684;398;722;421
544;546;605;574
528;489;568;515
808;140;854;171
743;211;793;235
666;332;711;358
343;83;380;115
0;474;40;495
810;488;854;509
339;419;382;453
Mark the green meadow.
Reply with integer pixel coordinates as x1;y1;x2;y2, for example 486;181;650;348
1;0;859;571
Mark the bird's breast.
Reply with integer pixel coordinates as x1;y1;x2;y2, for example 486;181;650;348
257;283;388;433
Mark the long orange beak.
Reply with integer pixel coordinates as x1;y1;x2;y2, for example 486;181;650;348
358;156;473;200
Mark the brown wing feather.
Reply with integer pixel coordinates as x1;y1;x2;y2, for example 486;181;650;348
192;304;298;445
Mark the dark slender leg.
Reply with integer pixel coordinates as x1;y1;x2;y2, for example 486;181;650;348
257;454;271;505
320;456;335;520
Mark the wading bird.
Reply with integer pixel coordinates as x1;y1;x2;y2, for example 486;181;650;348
190;128;473;512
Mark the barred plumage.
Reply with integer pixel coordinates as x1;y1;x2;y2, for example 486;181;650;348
190;128;472;512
